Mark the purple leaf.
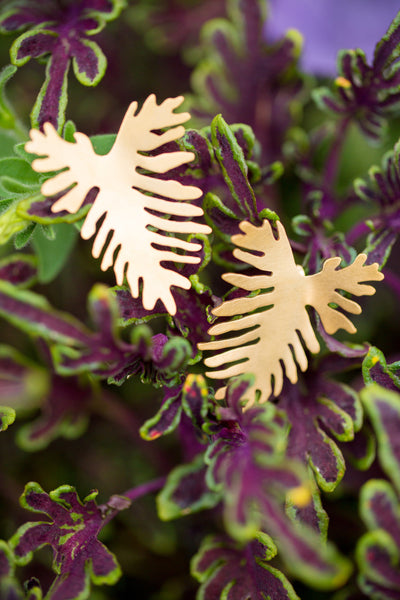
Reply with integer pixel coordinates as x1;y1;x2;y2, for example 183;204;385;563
0;7;44;32
31;50;70;131
341;424;376;471
211;114;259;223
0;281;187;387
20;188;94;225
114;287;167;324
141;374;211;442
363;228;398;267
181;374;210;434
361;383;400;493
0;541;13;579
157;453;220;520
357;479;400;598
0;279;93;347
9;482;124;600
140;385;183;441
362;346;400;392
0;539;26;599
2;0;124;130
205;376;352;588
279;369;362;492
192;533;300;600
317;317;370;358
0;254;37;287
190;0;303;163
292;200;356;273
313;13;400;142
128;0;226;52
351;139;400;261
11;30;57;65
71;39;106;86
172;286;217;348
16;374;92;451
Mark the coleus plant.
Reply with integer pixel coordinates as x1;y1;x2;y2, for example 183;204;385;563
0;0;399;598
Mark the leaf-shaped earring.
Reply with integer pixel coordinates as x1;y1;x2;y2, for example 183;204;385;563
25;94;211;315
198;219;384;409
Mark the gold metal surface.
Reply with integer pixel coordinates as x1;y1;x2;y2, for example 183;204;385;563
198;219;384;408
26;95;211;315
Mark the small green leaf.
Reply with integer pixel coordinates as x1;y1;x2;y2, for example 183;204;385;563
0;406;15;431
32;223;78;283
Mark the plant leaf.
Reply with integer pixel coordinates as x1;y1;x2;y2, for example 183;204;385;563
361;383;400;494
32;222;78;283
191;534;300;600
357;479;400;599
157;453;220;520
0;406;15;432
204;376;352;589
9;482;124;600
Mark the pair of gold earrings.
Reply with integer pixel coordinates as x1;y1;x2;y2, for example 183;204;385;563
26;95;383;407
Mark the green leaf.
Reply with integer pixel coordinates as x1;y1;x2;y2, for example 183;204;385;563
0;406;15;431
90;134;116;155
0;64;24;134
0;157;40;186
0;199;33;244
32;222;78;283
14;222;36;249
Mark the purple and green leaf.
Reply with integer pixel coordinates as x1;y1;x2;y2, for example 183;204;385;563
0;281;189;387
279;368;362;493
191;533;300;600
9;482;124;600
361;383;400;494
16;373;92;452
140;384;184;441
189;0;303;163
205;375;352;589
362;346;400;392
313;12;400;142
140;374;211;441
0;0;126;131
357;479;400;599
157;453;220;520
0;254;37;287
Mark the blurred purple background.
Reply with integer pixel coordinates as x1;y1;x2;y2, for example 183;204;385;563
266;0;400;73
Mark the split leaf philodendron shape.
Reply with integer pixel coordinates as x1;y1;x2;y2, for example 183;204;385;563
25;94;211;315
199;220;383;408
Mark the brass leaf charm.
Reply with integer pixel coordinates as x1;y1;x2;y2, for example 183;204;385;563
198;220;384;408
25;94;211;315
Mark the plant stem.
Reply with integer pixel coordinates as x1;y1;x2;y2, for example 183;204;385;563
100;477;166;526
324;118;350;189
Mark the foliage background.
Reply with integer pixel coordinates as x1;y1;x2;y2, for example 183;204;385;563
0;1;400;599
